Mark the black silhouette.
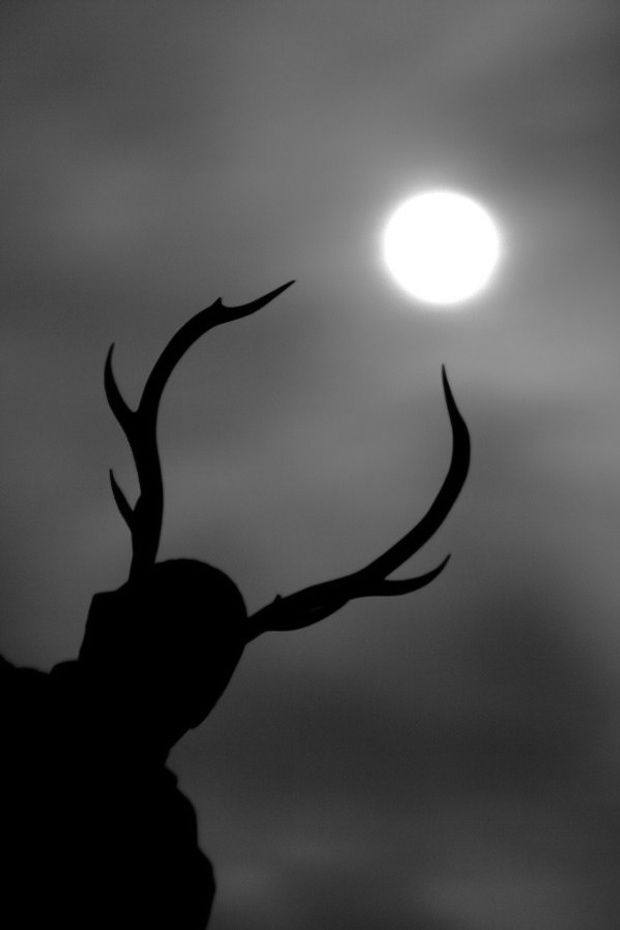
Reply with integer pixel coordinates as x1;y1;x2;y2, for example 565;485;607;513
1;281;470;927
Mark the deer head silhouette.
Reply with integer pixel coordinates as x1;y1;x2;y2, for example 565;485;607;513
78;281;470;754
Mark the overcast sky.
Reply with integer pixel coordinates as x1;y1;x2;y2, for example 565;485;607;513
2;2;620;928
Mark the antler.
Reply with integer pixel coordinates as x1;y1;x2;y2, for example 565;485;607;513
246;366;470;641
104;281;295;581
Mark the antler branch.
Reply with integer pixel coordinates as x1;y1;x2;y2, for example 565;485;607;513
105;280;295;581
246;366;470;641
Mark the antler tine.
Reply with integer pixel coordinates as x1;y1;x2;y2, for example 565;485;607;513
246;368;470;641
105;280;295;581
357;366;469;579
139;280;295;421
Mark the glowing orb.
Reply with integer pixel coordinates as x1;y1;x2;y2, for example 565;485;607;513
382;190;501;306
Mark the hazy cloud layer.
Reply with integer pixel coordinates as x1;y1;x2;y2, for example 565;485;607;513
2;2;620;927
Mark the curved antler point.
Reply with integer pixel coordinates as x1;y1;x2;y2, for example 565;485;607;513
109;282;295;579
109;468;135;529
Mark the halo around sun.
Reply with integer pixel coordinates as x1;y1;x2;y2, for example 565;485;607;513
382;190;502;306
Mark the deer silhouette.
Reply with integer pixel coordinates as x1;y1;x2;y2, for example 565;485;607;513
1;281;469;928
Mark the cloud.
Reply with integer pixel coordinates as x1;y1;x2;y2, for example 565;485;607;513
2;2;620;926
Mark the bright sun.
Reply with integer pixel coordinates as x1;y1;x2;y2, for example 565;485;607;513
382;189;502;307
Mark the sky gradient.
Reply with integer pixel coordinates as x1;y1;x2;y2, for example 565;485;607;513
2;2;620;927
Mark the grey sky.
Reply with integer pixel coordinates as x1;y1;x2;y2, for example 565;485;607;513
2;2;620;927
